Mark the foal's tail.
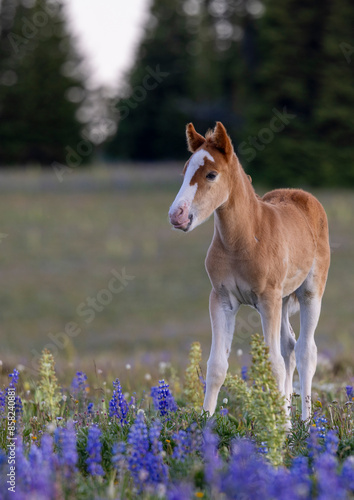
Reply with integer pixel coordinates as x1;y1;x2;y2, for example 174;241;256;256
288;293;300;317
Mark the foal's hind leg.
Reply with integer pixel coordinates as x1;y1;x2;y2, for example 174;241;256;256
280;297;296;412
259;291;291;427
295;275;323;421
258;292;286;395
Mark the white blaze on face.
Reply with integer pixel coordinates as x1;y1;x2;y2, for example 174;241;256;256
170;149;214;215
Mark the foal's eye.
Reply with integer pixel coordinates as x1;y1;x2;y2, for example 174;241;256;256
206;171;218;181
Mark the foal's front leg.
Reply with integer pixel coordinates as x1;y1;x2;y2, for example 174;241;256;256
203;289;239;415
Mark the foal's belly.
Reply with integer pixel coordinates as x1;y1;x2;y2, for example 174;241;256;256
223;256;313;307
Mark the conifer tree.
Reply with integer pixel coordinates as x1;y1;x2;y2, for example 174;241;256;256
106;0;251;160
314;0;354;185
244;0;354;186
0;0;86;165
106;0;195;160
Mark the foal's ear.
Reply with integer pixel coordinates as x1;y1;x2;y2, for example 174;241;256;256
186;123;205;153
212;122;233;157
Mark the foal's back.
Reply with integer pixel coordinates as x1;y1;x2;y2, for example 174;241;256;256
261;187;330;295
262;188;328;237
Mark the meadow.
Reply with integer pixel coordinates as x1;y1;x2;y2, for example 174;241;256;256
0;165;353;376
0;165;353;498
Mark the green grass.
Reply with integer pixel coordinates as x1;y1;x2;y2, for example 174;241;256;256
0;164;353;383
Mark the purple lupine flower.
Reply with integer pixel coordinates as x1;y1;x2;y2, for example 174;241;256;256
241;365;248;381
314;415;328;439
147;420;168;485
0;448;6;467
172;423;202;462
15;395;23;417
289;456;312;499
219;408;228;416
71;371;89;395
151;380;177;417
15;439;31;490
221;438;271;499
4;389;22;423
156;381;169;416
266;466;291;500
127;412;149;484
40;434;57;470
345;385;353;400
199;374;206;394
267;462;313;500
86;425;104;476
151;386;159;409
324;430;339;456
307;425;323;460
149;420;163;455
109;379;129;424
0;390;5;418
112;441;127;476
341;456;354;491
203;427;223;494
87;402;94;415
28;437;55;497
258;442;269;455
55;421;78;478
315;452;346;500
172;430;192;461
127;412;168;492
5;368;22;419
8;368;19;388
167;482;194;500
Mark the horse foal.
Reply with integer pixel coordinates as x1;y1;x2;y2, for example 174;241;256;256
169;122;330;423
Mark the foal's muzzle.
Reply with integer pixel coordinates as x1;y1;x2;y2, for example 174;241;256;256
169;206;193;231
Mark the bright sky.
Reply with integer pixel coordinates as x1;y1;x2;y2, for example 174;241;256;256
63;0;151;90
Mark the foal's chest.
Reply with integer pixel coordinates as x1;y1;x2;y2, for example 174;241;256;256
205;246;261;309
227;276;258;309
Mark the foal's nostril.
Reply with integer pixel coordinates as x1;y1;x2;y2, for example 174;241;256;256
169;203;191;228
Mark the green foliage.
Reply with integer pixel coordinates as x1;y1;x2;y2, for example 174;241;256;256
225;334;287;466
245;0;354;187
35;348;62;417
183;341;205;410
284;406;310;466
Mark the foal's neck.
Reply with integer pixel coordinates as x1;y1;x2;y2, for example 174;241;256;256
214;155;260;252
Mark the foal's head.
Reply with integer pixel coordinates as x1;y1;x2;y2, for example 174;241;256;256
169;121;235;232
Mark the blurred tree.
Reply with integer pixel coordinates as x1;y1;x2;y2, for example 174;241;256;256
244;0;354;187
106;0;254;160
106;0;195;160
0;0;86;166
105;0;354;185
314;0;354;185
